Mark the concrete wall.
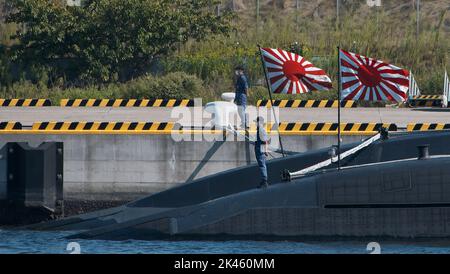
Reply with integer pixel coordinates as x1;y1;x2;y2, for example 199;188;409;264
0;133;366;201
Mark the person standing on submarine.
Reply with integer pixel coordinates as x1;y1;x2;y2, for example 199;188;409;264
234;65;249;129
255;116;269;188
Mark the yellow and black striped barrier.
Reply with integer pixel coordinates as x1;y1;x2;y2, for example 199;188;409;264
411;95;442;100
0;99;51;107
408;95;443;108
138;122;396;135
407;123;450;132
31;121;177;133
60;99;194;107
0;122;22;130
0;121;396;135
256;100;357;108
272;123;396;134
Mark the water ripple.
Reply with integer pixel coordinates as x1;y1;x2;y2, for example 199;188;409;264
1;230;450;254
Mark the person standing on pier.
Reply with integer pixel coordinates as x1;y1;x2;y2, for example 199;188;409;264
255;116;269;188
234;66;249;129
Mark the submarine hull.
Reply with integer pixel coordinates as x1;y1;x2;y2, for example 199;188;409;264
26;131;450;240
67;156;450;240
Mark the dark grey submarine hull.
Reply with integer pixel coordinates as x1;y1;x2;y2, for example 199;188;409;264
69;156;450;240
27;131;450;239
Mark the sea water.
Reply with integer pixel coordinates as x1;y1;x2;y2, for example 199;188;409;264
1;229;450;254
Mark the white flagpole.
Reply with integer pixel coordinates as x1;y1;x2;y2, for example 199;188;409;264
258;45;286;158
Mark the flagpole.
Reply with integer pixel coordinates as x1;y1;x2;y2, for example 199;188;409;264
337;46;341;170
258;45;285;158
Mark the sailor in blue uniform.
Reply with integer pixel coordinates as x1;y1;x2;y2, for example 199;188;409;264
234;66;249;129
255;116;269;188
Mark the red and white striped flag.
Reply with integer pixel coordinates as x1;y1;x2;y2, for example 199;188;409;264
339;49;409;102
261;48;332;94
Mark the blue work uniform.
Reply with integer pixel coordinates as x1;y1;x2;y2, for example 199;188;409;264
234;74;248;127
234;74;249;105
255;125;269;183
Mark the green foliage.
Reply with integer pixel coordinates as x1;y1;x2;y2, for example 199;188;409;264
0;72;207;102
166;8;449;97
0;1;448;102
6;0;232;84
120;72;208;100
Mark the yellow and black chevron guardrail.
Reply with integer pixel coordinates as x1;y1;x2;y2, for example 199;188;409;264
60;99;194;107
31;122;177;133
271;123;396;135
134;122;395;135
411;95;442;100
0;121;396;135
407;123;450;132
0;99;51;107
408;95;443;108
256;100;357;108
0;122;22;130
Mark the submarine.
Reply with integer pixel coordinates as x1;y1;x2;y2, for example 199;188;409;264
25;130;450;240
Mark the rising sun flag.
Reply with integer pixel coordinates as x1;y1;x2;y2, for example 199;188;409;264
339;49;410;102
261;48;332;94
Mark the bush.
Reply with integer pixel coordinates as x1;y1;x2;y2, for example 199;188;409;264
122;72;206;100
0;72;208;103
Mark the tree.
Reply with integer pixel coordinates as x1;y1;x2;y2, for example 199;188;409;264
7;0;232;85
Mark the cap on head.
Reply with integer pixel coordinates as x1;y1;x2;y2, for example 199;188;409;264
255;116;265;124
